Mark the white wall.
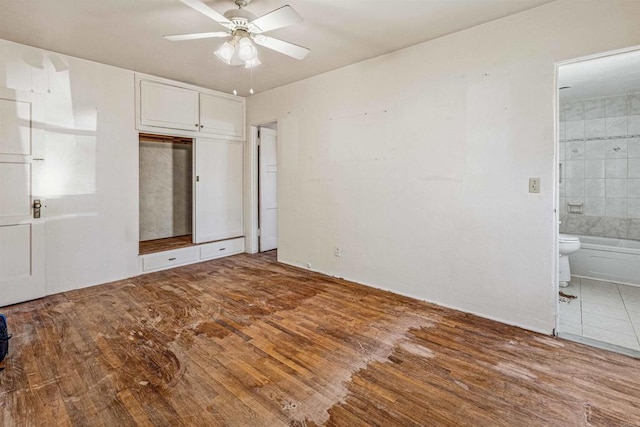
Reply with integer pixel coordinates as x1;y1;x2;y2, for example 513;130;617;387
246;0;640;333
0;40;139;295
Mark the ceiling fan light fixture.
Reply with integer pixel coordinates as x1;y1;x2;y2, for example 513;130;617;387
215;41;235;64
245;57;261;68
237;37;258;61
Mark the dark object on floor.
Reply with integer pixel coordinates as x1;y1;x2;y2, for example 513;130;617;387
0;313;11;363
559;291;577;300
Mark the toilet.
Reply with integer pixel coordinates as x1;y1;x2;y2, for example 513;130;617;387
559;234;581;287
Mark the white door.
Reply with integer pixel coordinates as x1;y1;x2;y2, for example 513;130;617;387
259;127;277;252
0;89;45;307
194;138;243;243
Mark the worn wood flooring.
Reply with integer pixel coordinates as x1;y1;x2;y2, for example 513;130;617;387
139;235;193;255
2;252;640;426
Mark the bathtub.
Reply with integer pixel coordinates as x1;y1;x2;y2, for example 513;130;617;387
569;235;640;286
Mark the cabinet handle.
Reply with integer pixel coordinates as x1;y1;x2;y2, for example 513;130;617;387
194;124;199;127
219;247;226;251
200;125;204;128
168;257;177;261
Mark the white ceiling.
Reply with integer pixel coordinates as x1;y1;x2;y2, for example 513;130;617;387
559;50;640;101
0;0;554;96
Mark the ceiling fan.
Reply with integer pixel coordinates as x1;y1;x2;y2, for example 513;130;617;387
165;0;310;67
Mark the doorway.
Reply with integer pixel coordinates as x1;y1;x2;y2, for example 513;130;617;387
556;47;640;356
257;122;278;252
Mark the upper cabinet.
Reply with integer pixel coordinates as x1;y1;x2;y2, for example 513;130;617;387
200;93;244;139
139;81;199;132
136;75;245;140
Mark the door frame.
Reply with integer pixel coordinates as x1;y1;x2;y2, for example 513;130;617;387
553;44;640;336
247;120;278;253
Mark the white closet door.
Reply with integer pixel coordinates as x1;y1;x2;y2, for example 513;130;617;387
194;138;243;243
0;89;45;307
259;127;278;252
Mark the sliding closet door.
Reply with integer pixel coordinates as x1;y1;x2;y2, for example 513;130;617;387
194;138;243;243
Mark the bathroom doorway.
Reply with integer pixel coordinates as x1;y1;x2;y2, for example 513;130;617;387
556;47;640;356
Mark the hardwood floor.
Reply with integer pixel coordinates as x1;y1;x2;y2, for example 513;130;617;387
2;252;640;426
139;235;193;255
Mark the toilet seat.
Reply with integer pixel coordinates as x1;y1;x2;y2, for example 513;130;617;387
559;234;580;243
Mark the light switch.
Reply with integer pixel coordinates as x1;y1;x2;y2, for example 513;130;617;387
529;178;541;193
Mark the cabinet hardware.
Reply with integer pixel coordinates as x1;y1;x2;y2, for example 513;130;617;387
200;125;204;128
168;257;177;261
219;247;226;251
195;124;199;127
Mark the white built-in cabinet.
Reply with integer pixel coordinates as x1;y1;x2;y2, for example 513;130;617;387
136;75;245;140
136;74;246;273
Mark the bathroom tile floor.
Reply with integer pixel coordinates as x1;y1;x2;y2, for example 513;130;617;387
559;277;640;351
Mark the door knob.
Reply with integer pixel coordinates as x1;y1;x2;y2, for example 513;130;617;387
33;199;42;219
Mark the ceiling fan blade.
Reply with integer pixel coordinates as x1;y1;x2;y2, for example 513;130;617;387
164;31;230;41
251;5;302;33
254;35;309;60
179;0;232;27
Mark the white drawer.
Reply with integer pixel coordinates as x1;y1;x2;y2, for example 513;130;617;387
142;246;199;272
200;237;244;260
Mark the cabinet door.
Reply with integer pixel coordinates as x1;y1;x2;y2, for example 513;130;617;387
199;93;245;139
140;80;199;132
194;138;243;243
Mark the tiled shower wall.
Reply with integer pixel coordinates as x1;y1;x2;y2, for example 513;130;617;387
559;92;640;240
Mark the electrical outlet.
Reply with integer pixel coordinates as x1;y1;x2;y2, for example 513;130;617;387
334;247;342;257
529;178;541;193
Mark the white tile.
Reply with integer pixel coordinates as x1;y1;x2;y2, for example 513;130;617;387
583;325;640;350
560;304;582;322
605;198;627;218
606;116;627;137
605;159;627;178
605;179;627;198
584;140;605;159
629;199;640;219
629;158;640;178
565;179;585;197
566;121;585;140
559;197;566;212
584;198;605;216
559;123;566;141
559;142;566;160
621;290;640;303
585;159;605;178
565;160;584;179
623;299;640;313
559;180;565;197
567;141;584;160
581;291;624;307
582;312;636;335
627;310;640;324
581;278;618;288
584;179;604;197
618;284;640;296
606;95;628;117
582;301;630;320
584;98;606;119
629;115;640;136
559;320;582;335
629;180;640;198
628;138;640;158
605;139;627;158
566;101;584;121
585;118;606;139
629;94;640;115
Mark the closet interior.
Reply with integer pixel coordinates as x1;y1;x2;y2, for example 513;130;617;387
139;133;194;255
